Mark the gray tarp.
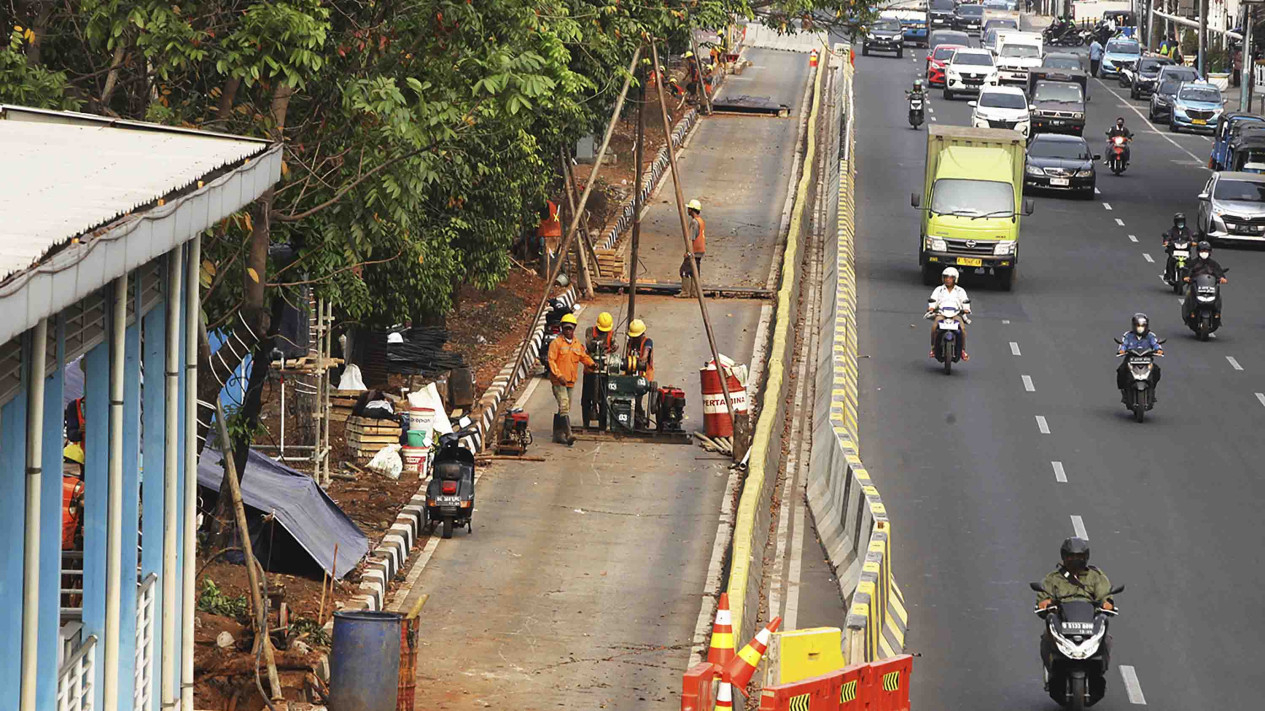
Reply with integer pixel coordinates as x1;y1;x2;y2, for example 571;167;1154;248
198;447;367;579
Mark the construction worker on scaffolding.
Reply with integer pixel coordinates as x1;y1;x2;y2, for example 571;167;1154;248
548;312;595;446
678;199;706;299
581;312;615;428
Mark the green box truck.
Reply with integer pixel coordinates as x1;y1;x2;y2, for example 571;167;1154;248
911;125;1033;290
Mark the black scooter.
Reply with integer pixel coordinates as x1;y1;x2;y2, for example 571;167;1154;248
538;299;572;371
1114;337;1164;422
424;417;477;539
1183;269;1228;341
1030;582;1126;711
908;92;925;129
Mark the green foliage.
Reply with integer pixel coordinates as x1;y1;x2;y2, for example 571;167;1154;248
290;617;331;647
197;578;250;620
0;28;79;109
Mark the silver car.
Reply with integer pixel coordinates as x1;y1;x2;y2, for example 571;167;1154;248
1197;171;1265;243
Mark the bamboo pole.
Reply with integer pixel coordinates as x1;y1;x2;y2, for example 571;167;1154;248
558;147;600;292
649;39;737;429
690;33;715;115
628;60;646;323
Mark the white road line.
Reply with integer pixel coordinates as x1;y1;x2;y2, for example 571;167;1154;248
931;116;937;121
1036;415;1050;434
1071;515;1088;540
1052;461;1068;483
1227;356;1244;371
1256;392;1265;407
1142;253;1154;263
1002;319;1011;325
1115;218;1126;227
1094;78;1205;163
1010;341;1021;356
1128;234;1138;242
1120;665;1147;704
1103;202;1113;210
1022;374;1035;392
1094;187;1102;194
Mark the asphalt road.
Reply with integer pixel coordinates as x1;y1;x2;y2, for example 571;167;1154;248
797;39;1265;710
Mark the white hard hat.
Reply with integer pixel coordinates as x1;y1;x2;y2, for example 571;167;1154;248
942;267;960;279
687;199;702;212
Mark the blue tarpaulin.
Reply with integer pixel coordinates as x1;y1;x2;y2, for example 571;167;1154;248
197;447;367;579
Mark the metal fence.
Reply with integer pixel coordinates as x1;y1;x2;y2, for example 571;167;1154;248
57;634;98;711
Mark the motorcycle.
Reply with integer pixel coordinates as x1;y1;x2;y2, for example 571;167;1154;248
926;305;969;374
1114;337;1163;422
1163;235;1192;294
908;92;925;129
1183;269;1228;341
1043;23;1085;46
1030;582;1126;711
1106;136;1130;175
424;416;478;539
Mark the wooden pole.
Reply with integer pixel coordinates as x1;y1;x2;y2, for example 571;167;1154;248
559;155;595;299
508;46;643;394
690;33;715;115
559;147;601;287
649;39;738;428
628;61;646;323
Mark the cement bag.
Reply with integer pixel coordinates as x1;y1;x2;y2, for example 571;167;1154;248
366;444;403;479
337;364;368;391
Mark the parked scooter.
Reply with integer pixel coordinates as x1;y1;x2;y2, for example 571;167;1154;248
424;417;478;539
1114;337;1163;422
1043;22;1084;46
926;305;969;374
1163;234;1192;293
1183;270;1227;341
538;298;572;371
1106;135;1130;175
1030;582;1126;711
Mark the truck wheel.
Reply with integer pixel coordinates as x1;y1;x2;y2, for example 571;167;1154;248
999;267;1016;291
921;262;939;286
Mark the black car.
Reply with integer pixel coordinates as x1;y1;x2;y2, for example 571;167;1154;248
863;18;905;57
928;0;956;31
1148;65;1201;122
1025;134;1098;198
953;4;985;34
1125;56;1174;99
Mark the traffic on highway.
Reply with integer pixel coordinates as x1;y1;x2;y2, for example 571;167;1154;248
846;5;1265;710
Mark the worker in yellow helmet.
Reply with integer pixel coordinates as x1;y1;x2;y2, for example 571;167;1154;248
62;443;86;550
678;199;706;298
547;312;595;445
581;312;616;428
625;319;655;383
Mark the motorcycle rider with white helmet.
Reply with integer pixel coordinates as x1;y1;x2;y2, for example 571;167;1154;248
926;267;971;360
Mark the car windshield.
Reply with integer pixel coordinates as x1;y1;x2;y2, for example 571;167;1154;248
980;91;1027;109
1179;86;1221;103
874;19;902;31
1213;179;1265;201
1034;81;1083;103
953;52;994;66
933;46;961;60
931;179;1014;217
987;19;1018;29
931;0;954;9
1044;56;1080;69
959;5;984;17
1028;138;1089;160
1106;40;1141;54
1002;44;1041;58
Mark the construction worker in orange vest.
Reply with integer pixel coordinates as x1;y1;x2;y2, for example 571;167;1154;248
547;312;595;445
537;199;563;273
625;319;656;428
679;199;706;298
581;312;615;428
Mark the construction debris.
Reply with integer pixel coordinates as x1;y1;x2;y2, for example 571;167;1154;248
693;431;734;455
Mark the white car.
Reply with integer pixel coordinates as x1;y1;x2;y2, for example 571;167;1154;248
944;48;1000;99
970;86;1031;136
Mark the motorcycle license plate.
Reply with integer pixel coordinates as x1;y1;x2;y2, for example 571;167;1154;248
938;320;960;330
1049;177;1070;186
911;100;923;109
957;257;983;267
1172;249;1188;258
1193;119;1207;125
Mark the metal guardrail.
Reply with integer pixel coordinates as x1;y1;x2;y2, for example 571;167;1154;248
134;573;158;711
57;634;98;711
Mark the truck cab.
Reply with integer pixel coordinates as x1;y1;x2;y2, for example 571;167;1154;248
995;32;1043;84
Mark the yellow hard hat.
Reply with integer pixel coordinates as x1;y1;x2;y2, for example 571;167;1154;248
687;199;702;212
684;51;694;59
560;313;579;326
596;312;614;332
628;319;646;338
64;442;85;465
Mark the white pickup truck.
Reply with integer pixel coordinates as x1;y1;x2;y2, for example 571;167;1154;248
995;31;1043;85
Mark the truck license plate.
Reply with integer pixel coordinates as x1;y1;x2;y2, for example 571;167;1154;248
957;257;983;267
1050;177;1070;186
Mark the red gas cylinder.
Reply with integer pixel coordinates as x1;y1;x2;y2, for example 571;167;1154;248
699;358;749;437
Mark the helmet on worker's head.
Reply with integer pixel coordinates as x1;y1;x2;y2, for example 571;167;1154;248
1131;312;1149;335
1060;537;1091;572
596;312;614;332
684;50;694;59
687;199;702;213
628;319;646;338
560;313;578;327
64;442;85;465
1173;212;1186;228
941;266;959;282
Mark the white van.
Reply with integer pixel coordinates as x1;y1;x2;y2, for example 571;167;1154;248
995;31;1043;84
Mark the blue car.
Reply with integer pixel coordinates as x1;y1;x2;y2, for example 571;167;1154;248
1099;37;1142;79
1210;112;1265;170
901;18;928;46
1171;82;1225;134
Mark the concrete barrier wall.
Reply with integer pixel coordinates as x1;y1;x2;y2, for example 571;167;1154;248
804;51;908;664
726;55;826;644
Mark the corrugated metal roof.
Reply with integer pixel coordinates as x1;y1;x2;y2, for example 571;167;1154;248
0;106;269;283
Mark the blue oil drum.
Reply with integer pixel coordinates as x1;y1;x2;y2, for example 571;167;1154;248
329;610;403;711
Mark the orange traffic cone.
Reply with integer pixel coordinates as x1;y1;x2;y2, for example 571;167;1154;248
722;616;782;693
810;49;819;68
715;679;734;710
707;593;736;667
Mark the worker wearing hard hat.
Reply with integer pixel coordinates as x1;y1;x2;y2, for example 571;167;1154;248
547;312;596;445
625;319;655;383
62;443;86;550
581;312;616;428
678;199;706;298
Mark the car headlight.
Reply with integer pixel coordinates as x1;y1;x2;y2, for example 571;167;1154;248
1075;168;1094;177
926;237;947;252
1026;165;1045;176
1173;106;1188;117
993;240;1016;255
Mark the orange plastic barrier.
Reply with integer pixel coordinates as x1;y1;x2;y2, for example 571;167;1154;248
742;655;913;711
865;655;912;711
681;662;720;711
838;664;865;709
759;669;843;710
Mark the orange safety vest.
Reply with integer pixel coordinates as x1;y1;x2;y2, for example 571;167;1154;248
626;336;655;383
587;326;614;352
537;200;562;239
690;215;706;254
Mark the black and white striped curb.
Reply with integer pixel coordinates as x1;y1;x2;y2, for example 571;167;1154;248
596;109;699;252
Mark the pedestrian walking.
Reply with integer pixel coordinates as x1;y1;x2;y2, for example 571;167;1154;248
1089;39;1104;77
678;199;706;298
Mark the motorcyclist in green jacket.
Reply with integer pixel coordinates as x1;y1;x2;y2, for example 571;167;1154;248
1036;537;1115;609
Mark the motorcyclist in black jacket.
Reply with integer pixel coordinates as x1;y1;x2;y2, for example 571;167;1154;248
1105;118;1134;165
1162;212;1195;283
1183;241;1228;323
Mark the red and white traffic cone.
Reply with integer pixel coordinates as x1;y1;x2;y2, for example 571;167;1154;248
715;678;735;710
708;593;736;667
722;616;782;694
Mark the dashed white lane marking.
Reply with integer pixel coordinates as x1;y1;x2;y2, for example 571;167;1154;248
1120;665;1147;704
1036;415;1050;434
1115;218;1126;227
1052;461;1068;483
1002;319;1011;325
1227;356;1244;371
931;116;938;121
1094;187;1102;194
1103;202;1113;210
1071;514;1088;539
1022;374;1035;392
1256;392;1265;407
1143;253;1154;263
1128;234;1138;242
1010;341;1021;356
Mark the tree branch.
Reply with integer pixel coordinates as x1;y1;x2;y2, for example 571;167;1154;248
264;248;404;287
270;141;441;222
